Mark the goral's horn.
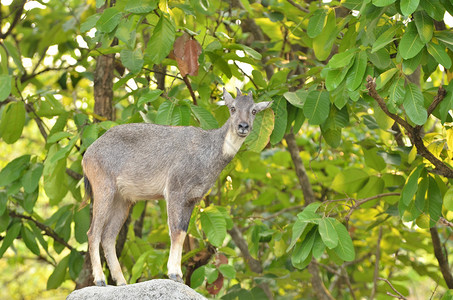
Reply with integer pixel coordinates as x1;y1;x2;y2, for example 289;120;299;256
236;87;242;97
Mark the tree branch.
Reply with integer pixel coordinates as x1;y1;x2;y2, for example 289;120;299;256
366;76;453;178
285;132;315;204
285;132;334;300
0;0;25;39
430;227;453;289
9;211;80;253
227;225;273;299
366;76;412;133
378;277;407;299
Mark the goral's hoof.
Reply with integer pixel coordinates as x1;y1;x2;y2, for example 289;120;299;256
168;274;183;283
95;280;107;287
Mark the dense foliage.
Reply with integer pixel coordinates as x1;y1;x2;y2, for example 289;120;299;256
2;0;453;299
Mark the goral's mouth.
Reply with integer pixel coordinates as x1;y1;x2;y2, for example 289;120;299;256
237;130;249;138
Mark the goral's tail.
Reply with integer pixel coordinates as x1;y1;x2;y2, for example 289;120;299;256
79;175;92;210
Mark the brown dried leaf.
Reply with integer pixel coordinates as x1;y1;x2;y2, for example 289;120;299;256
174;32;190;59
206;273;223;295
184;39;202;76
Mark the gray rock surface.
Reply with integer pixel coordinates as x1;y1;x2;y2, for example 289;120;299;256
66;279;207;300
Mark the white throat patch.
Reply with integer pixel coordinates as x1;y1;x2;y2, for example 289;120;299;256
223;129;245;157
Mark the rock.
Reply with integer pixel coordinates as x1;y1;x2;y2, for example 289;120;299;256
66;279;207;300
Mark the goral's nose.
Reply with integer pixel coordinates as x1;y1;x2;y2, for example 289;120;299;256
238;122;249;133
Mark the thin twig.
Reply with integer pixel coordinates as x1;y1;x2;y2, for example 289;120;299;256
345;192;400;224
234;61;259;89
182;76;197;105
286;0;309;12
378;277;407;300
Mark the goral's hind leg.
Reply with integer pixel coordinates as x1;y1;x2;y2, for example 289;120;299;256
101;194;131;286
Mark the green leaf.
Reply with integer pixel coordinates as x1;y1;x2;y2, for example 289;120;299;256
444;186;453;211
427;42;452;69
427;176;442;227
171;105;191;126
22;225;40;256
0;74;12;101
120;48;144;74
47;255;70;289
399;22;425;60
331;168;369;194
372;26;399;53
190;266;206;289
346;51;367;91
389;75;406;105
74;206;90;244
47;132;72;144
288;219;309;251
313;9;336;61
414;11;434;43
292;228;316;263
252;70;267;88
245;109;275;152
155;100;175;125
400;165;425;208
307;9;327;38
332;220;355;261
219;264;236;279
304;90;330;125
297;210;322;223
363;148;386;171
43;145;68;205
403;82;427;125
0;155;30;187
328;48;357;69
0;192;6;216
270;96;287;145
420;0;445;21
80;14;100;32
312;231;326;260
21;163;43;193
376;68;398;90
125;0;157;13
68;250;84;280
96;7;122;33
200;206;227;247
319;218;339;249
206;267;219;284
0;222;22;258
400;0;420;16
145;15;175;64
0;101;26;144
137;89;163;107
372;0;396;6
234;44;262;60
190;104;219;129
283;90;307;109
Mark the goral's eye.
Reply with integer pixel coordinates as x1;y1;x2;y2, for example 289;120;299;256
252;109;257;115
230;106;236;113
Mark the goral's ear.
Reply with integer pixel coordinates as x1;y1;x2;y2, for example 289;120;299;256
254;101;273;113
223;88;235;106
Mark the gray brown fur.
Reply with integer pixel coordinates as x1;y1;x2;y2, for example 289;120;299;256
82;88;272;286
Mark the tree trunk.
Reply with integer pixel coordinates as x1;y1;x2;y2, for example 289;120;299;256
75;5;118;289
